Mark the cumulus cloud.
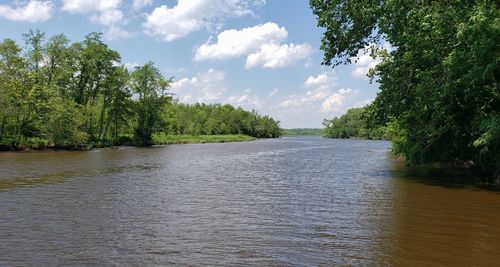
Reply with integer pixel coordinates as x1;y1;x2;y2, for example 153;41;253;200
245;43;312;69
277;72;356;113
62;0;131;40
105;26;134;40
0;0;53;23
144;0;264;42
227;89;263;110
195;22;312;69
279;87;332;110
350;43;391;78
304;73;337;88
170;69;264;111
195;22;287;61
90;9;123;26
351;53;381;78
320;88;355;112
62;0;121;15
171;68;227;103
133;0;153;10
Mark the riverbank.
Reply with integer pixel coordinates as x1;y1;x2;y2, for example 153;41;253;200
283;128;323;136
0;134;257;151
152;134;256;144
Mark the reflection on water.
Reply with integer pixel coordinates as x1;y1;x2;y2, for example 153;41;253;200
0;137;499;266
387;159;500;266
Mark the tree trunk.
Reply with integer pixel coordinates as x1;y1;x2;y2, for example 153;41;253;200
97;100;108;143
0;115;6;141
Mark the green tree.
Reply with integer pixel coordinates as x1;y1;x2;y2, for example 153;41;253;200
44;98;87;147
44;34;76;94
0;31;283;149
323;106;387;139
0;39;27;144
71;33;121;141
130;62;171;145
311;0;499;171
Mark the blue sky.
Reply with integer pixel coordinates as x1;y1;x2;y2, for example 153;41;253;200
0;0;381;128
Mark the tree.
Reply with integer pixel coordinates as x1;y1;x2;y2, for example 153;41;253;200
0;31;283;149
323;106;387;139
105;67;132;142
130;62;171;145
44;98;87;147
311;0;499;171
0;39;26;144
44;34;75;94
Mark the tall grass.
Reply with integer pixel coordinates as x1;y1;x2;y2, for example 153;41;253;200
152;133;256;144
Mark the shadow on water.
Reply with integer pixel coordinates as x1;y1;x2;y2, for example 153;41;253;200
387;157;499;192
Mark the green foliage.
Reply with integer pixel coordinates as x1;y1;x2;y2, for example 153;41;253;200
0;31;282;149
283;128;323;136
311;0;500;170
162;102;282;138
130;62;171;145
323;106;388;140
44;98;87;147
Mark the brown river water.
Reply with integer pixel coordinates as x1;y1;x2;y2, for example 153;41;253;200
0;137;499;266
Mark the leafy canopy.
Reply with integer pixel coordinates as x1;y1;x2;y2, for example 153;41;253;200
311;0;500;170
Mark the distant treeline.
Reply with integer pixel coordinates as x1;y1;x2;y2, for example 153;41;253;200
0;30;281;149
323;106;388;140
283;128;323;136
163;102;282;138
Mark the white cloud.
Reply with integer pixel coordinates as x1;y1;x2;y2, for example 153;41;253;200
279;86;332;110
0;0;53;23
105;26;134;40
90;9;123;26
195;22;287;61
227;89;263;110
350;44;389;78
320;88;355;112
171;68;227;103
144;0;264;42
171;69;265;111
245;43;312;69
351;53;381;78
133;0;153;10
276;72;356;113
304;73;336;88
62;0;129;40
195;22;312;69
62;0;123;26
123;62;140;70
62;0;121;14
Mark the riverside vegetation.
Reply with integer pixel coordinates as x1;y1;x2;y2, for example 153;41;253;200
0;31;282;150
322;106;388;140
283;128;323;136
312;0;499;176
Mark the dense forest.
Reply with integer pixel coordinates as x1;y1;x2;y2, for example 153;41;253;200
323;106;387;139
311;0;499;172
162;102;282;138
0;31;281;149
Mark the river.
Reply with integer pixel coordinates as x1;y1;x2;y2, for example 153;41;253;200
0;137;499;266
